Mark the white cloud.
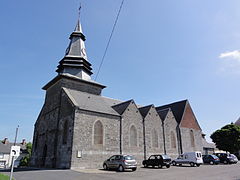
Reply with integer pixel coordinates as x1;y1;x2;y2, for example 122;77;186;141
218;50;240;75
219;50;240;61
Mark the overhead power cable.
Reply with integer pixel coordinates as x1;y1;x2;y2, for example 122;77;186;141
94;0;125;81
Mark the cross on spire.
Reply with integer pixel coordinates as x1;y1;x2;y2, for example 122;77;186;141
56;3;93;80
78;2;82;20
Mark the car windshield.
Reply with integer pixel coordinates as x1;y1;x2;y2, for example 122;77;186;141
211;155;218;159
162;155;170;159
230;154;237;158
124;155;135;160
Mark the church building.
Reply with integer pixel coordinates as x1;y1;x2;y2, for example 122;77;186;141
30;17;204;169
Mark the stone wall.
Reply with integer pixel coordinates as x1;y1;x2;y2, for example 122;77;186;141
31;86;74;168
71;109;121;169
121;101;144;163
163;110;179;159
143;106;164;159
180;103;203;153
180;127;203;153
54;91;75;168
61;77;104;95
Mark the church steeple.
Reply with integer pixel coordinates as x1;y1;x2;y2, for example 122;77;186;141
56;17;92;80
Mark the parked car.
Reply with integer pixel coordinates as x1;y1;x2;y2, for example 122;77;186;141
172;152;203;167
142;154;171;168
214;153;235;164
202;155;220;165
103;155;137;172
229;154;238;164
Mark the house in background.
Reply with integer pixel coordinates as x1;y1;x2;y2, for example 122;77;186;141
201;133;216;155
0;138;27;168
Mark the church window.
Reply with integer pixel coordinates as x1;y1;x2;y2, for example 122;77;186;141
190;130;195;147
94;120;103;145
151;129;158;148
62;121;68;144
130;125;137;147
171;131;176;149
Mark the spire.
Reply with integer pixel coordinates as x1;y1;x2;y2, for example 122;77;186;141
56;11;92;80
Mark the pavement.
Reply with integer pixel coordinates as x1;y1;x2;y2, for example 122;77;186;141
1;163;240;180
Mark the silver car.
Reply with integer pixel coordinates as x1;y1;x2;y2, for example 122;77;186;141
103;155;137;172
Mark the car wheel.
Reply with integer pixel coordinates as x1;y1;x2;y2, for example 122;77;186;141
158;164;162;168
210;161;214;165
103;163;108;170
223;160;228;164
190;162;195;167
118;165;124;172
172;161;176;166
132;167;137;171
143;164;148;168
166;164;170;168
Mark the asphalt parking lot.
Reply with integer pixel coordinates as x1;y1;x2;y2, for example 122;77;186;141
1;163;240;180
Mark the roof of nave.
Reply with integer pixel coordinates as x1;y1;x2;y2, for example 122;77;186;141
138;104;154;118
63;88;122;116
112;100;133;115
156;100;188;123
157;108;170;121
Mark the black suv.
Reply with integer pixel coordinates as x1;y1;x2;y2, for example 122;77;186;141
142;154;171;168
214;153;235;164
202;155;220;165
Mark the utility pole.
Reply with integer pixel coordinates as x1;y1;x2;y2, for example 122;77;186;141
9;125;19;180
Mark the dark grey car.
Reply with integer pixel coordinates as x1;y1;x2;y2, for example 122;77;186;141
103;155;137;172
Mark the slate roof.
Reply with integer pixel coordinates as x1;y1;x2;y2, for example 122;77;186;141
43;74;106;90
56;19;93;75
0;142;26;154
156;100;188;124
63;88;122;116
112;100;133;115
139;105;153;118
157;108;170;121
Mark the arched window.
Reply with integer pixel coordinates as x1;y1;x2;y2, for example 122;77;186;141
171;131;176;149
130;125;137;147
151;129;158;148
62;121;68;144
190;130;195;147
94;120;103;145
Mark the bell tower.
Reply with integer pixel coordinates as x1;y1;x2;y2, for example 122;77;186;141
56;19;92;80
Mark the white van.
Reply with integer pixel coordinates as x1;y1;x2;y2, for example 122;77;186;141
172;152;203;167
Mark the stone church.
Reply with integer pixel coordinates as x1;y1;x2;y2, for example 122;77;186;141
30;17;204;169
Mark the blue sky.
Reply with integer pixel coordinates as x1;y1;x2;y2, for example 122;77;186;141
0;0;239;143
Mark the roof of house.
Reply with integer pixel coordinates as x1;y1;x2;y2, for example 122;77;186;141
63;88;122;116
156;100;188;124
0;142;26;154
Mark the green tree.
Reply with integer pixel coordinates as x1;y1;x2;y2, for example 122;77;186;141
19;142;32;167
210;124;240;153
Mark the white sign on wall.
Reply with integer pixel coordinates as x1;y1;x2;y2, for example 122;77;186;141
77;150;82;158
10;146;20;157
